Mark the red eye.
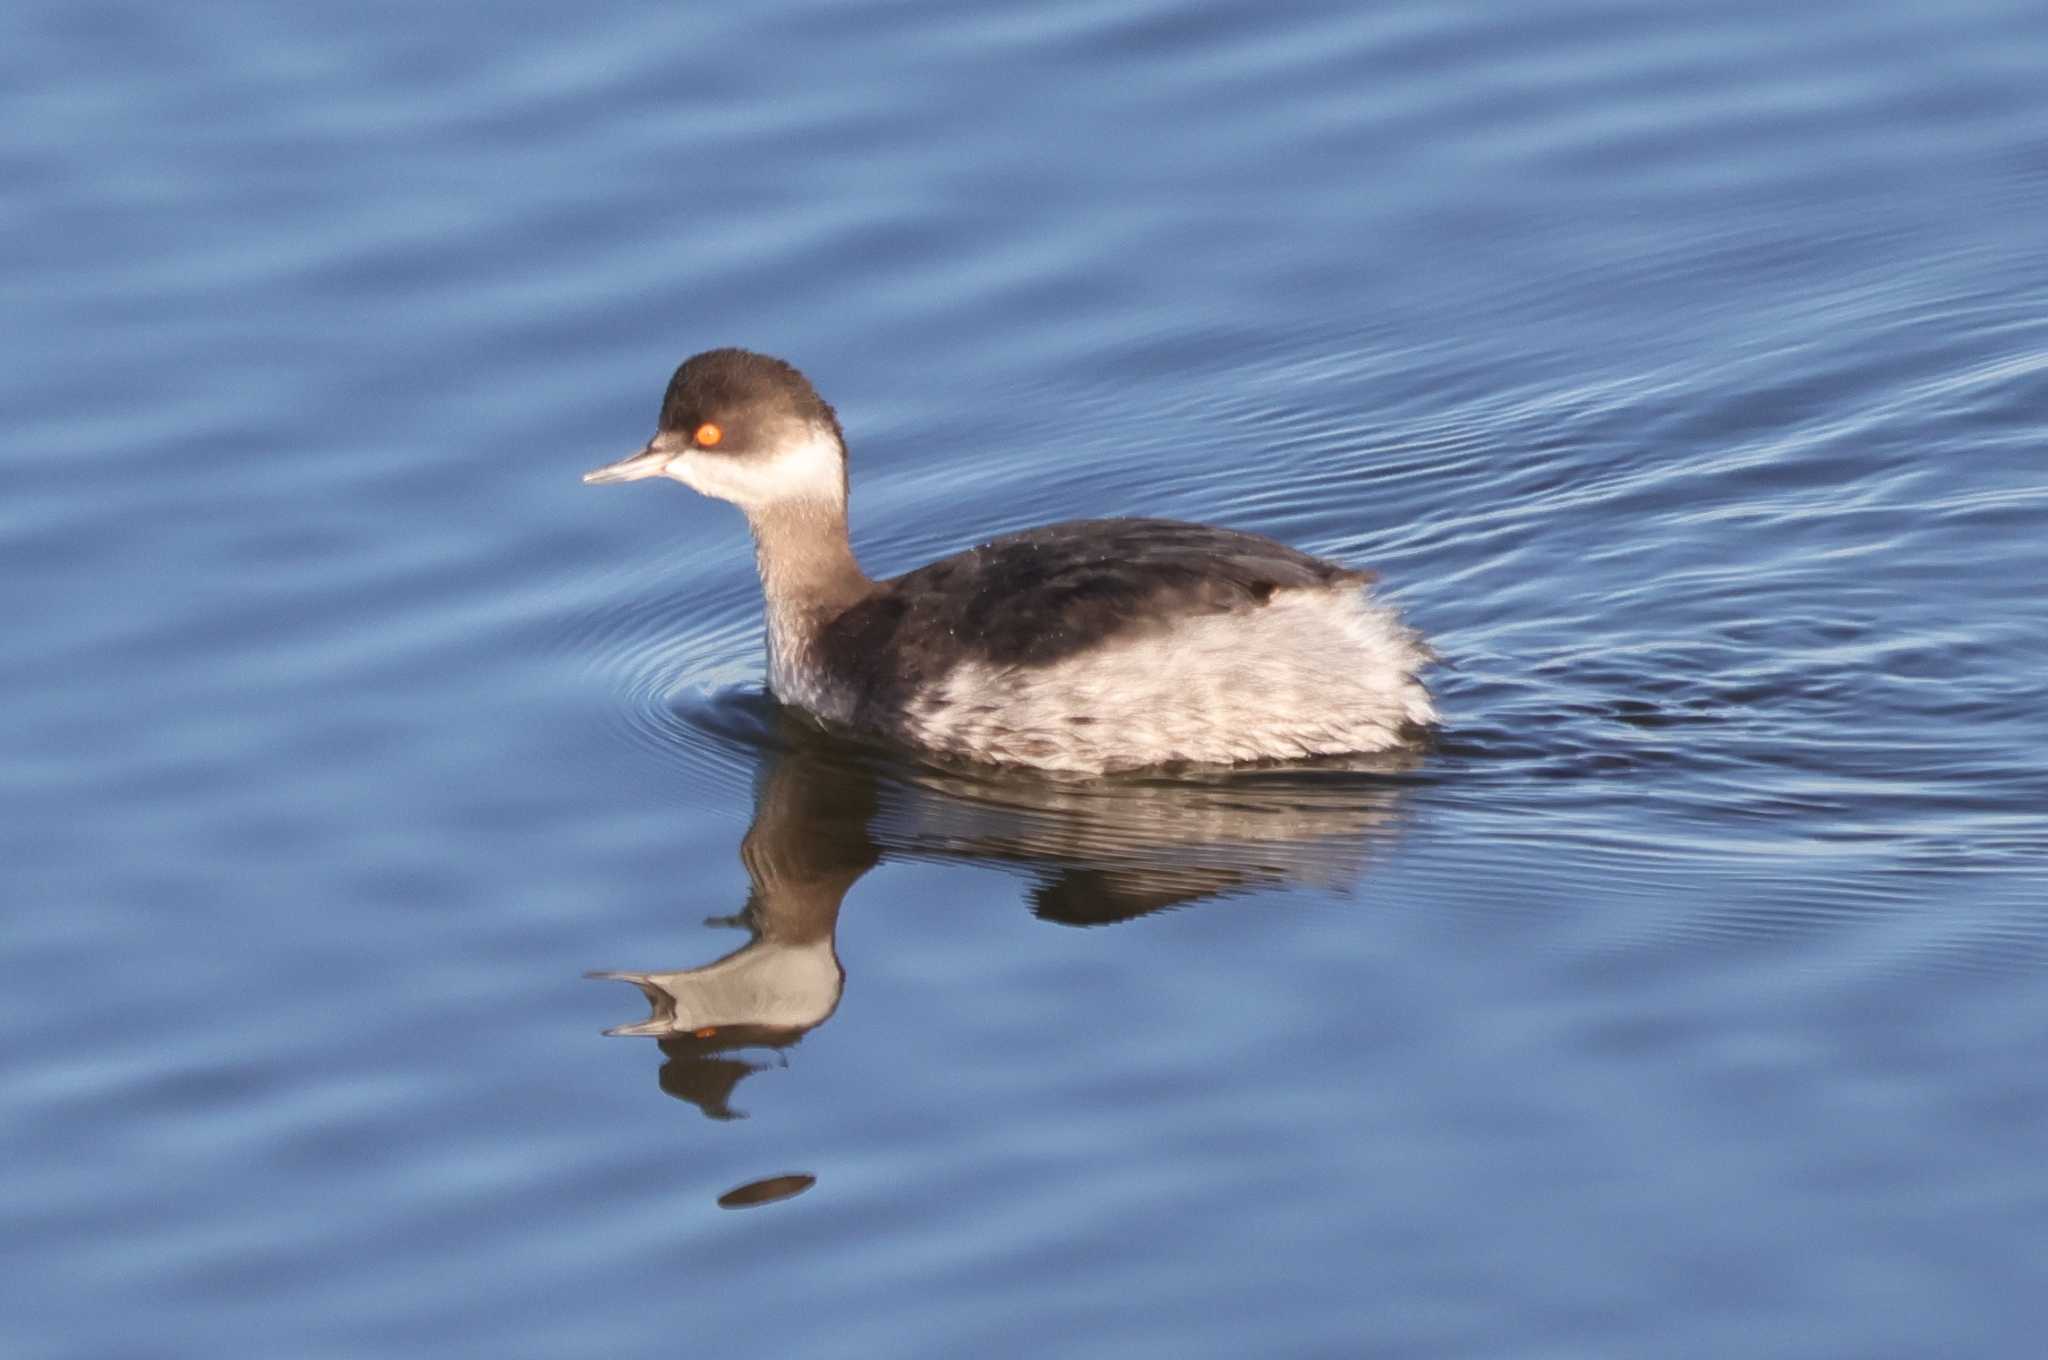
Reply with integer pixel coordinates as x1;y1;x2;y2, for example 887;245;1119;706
695;422;723;447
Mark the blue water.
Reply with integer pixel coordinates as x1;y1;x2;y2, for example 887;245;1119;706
6;1;2047;1355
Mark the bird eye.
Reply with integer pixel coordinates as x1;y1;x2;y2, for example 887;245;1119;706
695;422;723;447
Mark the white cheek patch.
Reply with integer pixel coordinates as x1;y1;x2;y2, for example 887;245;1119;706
666;450;760;503
666;425;844;509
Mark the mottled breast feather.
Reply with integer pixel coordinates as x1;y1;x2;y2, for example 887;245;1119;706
817;517;1375;717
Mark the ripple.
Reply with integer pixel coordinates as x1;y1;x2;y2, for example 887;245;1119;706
550;541;774;789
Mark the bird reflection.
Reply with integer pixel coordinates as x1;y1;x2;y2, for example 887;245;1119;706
597;713;1419;1127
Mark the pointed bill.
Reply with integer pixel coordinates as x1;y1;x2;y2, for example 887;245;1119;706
583;444;670;485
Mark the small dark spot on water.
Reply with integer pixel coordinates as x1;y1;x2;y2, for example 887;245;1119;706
717;1174;817;1209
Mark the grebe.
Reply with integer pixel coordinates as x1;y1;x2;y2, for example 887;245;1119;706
585;349;1435;773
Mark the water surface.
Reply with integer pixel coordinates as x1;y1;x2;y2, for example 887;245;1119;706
5;1;2047;1355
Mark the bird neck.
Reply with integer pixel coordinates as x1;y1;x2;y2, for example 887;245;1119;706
745;499;872;658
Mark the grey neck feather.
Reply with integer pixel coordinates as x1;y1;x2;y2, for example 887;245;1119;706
745;500;872;661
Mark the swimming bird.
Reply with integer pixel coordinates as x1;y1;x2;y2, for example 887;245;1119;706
585;349;1435;773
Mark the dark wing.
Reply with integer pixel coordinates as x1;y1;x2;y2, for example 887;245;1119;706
822;518;1373;690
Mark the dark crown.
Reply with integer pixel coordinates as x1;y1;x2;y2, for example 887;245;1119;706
657;349;843;448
